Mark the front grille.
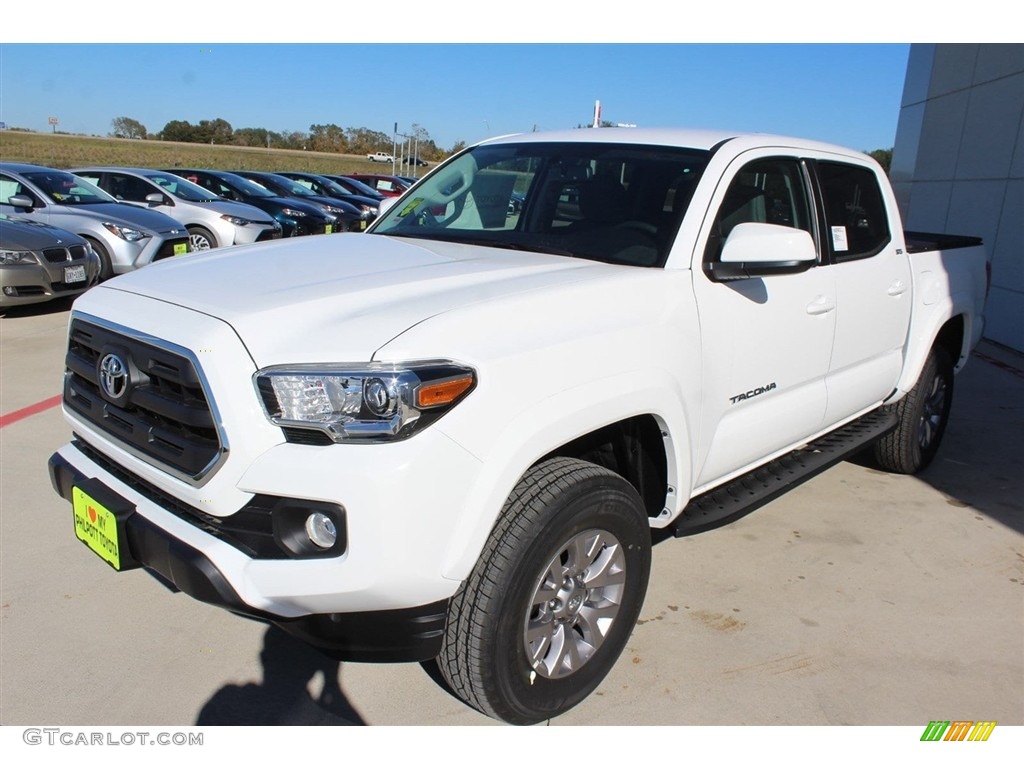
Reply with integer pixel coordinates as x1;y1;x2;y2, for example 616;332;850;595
63;318;223;481
153;237;190;262
255;229;283;242
44;247;70;263
50;280;89;293
43;245;88;263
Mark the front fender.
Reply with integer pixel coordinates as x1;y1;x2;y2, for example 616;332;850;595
436;367;694;581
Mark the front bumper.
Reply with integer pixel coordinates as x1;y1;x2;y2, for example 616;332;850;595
49;448;449;662
0;259;99;306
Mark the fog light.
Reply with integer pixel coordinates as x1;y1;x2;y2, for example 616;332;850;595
3;287;16;296
305;512;337;549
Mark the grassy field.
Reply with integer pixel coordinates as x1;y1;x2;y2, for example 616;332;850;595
0;131;407;175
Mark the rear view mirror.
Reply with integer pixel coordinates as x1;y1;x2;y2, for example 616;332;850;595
709;222;817;280
8;194;34;210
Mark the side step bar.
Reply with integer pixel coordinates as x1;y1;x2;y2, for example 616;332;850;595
670;408;899;537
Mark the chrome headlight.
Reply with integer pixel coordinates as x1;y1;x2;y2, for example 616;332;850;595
280;208;307;218
255;361;476;442
0;250;37;265
220;214;252;226
102;222;150;241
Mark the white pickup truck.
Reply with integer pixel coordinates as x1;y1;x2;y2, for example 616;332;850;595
49;129;988;724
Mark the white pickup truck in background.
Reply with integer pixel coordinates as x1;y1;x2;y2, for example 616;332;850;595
49;129;988;724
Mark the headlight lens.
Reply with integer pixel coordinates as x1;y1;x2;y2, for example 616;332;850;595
280;207;307;218
255;361;475;442
0;250;37;265
221;214;251;226
102;222;150;241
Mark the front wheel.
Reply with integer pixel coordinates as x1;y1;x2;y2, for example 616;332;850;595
84;237;113;281
187;226;217;251
874;346;954;474
438;457;651;724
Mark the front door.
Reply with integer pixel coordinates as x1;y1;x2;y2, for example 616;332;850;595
692;152;836;488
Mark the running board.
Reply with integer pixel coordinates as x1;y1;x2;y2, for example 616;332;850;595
670;409;899;537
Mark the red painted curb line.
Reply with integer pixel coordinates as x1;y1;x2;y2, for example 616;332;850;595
0;394;63;429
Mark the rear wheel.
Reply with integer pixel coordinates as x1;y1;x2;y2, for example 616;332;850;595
438;457;651;724
187;226;217;251
874;346;954;474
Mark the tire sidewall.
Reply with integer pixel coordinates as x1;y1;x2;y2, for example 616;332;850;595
85;236;113;281
188;226;216;251
482;479;651;724
912;348;954;469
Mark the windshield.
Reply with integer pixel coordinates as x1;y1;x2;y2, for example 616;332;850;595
370;141;709;267
333;176;382;197
263;175;317;197
145;172;223;202
222;174;276;198
24;171;117;206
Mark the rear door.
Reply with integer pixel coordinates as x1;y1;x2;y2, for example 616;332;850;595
813;158;911;424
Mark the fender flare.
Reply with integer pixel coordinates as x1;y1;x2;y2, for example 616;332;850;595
437;368;694;581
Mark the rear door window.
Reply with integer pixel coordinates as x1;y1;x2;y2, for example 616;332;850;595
816;161;890;261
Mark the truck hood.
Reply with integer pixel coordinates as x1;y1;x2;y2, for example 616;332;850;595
101;233;614;365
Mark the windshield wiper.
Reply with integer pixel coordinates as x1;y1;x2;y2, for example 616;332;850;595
383;231;579;259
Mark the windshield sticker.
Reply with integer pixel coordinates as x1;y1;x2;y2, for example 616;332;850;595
831;226;849;252
398;198;424;218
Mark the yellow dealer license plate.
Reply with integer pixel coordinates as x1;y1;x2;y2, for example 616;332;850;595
173;243;188;256
73;487;124;570
324;224;333;234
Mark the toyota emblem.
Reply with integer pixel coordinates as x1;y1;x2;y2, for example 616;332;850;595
99;353;129;400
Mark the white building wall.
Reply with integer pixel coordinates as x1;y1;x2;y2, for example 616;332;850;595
891;44;1024;352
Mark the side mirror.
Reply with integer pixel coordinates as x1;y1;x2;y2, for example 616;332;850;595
8;194;35;210
145;192;169;206
708;222;817;281
377;197;398;216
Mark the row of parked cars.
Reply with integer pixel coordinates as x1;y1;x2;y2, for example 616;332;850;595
0;161;424;309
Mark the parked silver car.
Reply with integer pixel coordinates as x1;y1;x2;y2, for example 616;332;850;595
73;167;282;251
0;213;101;308
0;163;190;280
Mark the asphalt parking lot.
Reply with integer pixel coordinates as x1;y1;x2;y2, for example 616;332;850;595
1;296;1022;728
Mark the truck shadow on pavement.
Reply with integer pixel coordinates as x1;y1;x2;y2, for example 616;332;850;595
195;625;366;725
851;347;1024;537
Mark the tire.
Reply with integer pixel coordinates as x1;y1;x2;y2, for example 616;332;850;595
874;346;954;474
187;226;217;251
84;237;113;281
438;457;652;724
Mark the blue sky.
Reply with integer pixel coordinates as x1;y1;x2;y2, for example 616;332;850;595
1;2;1006;156
0;43;911;153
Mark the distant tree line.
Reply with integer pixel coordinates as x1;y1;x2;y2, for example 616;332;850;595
108;116;459;160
